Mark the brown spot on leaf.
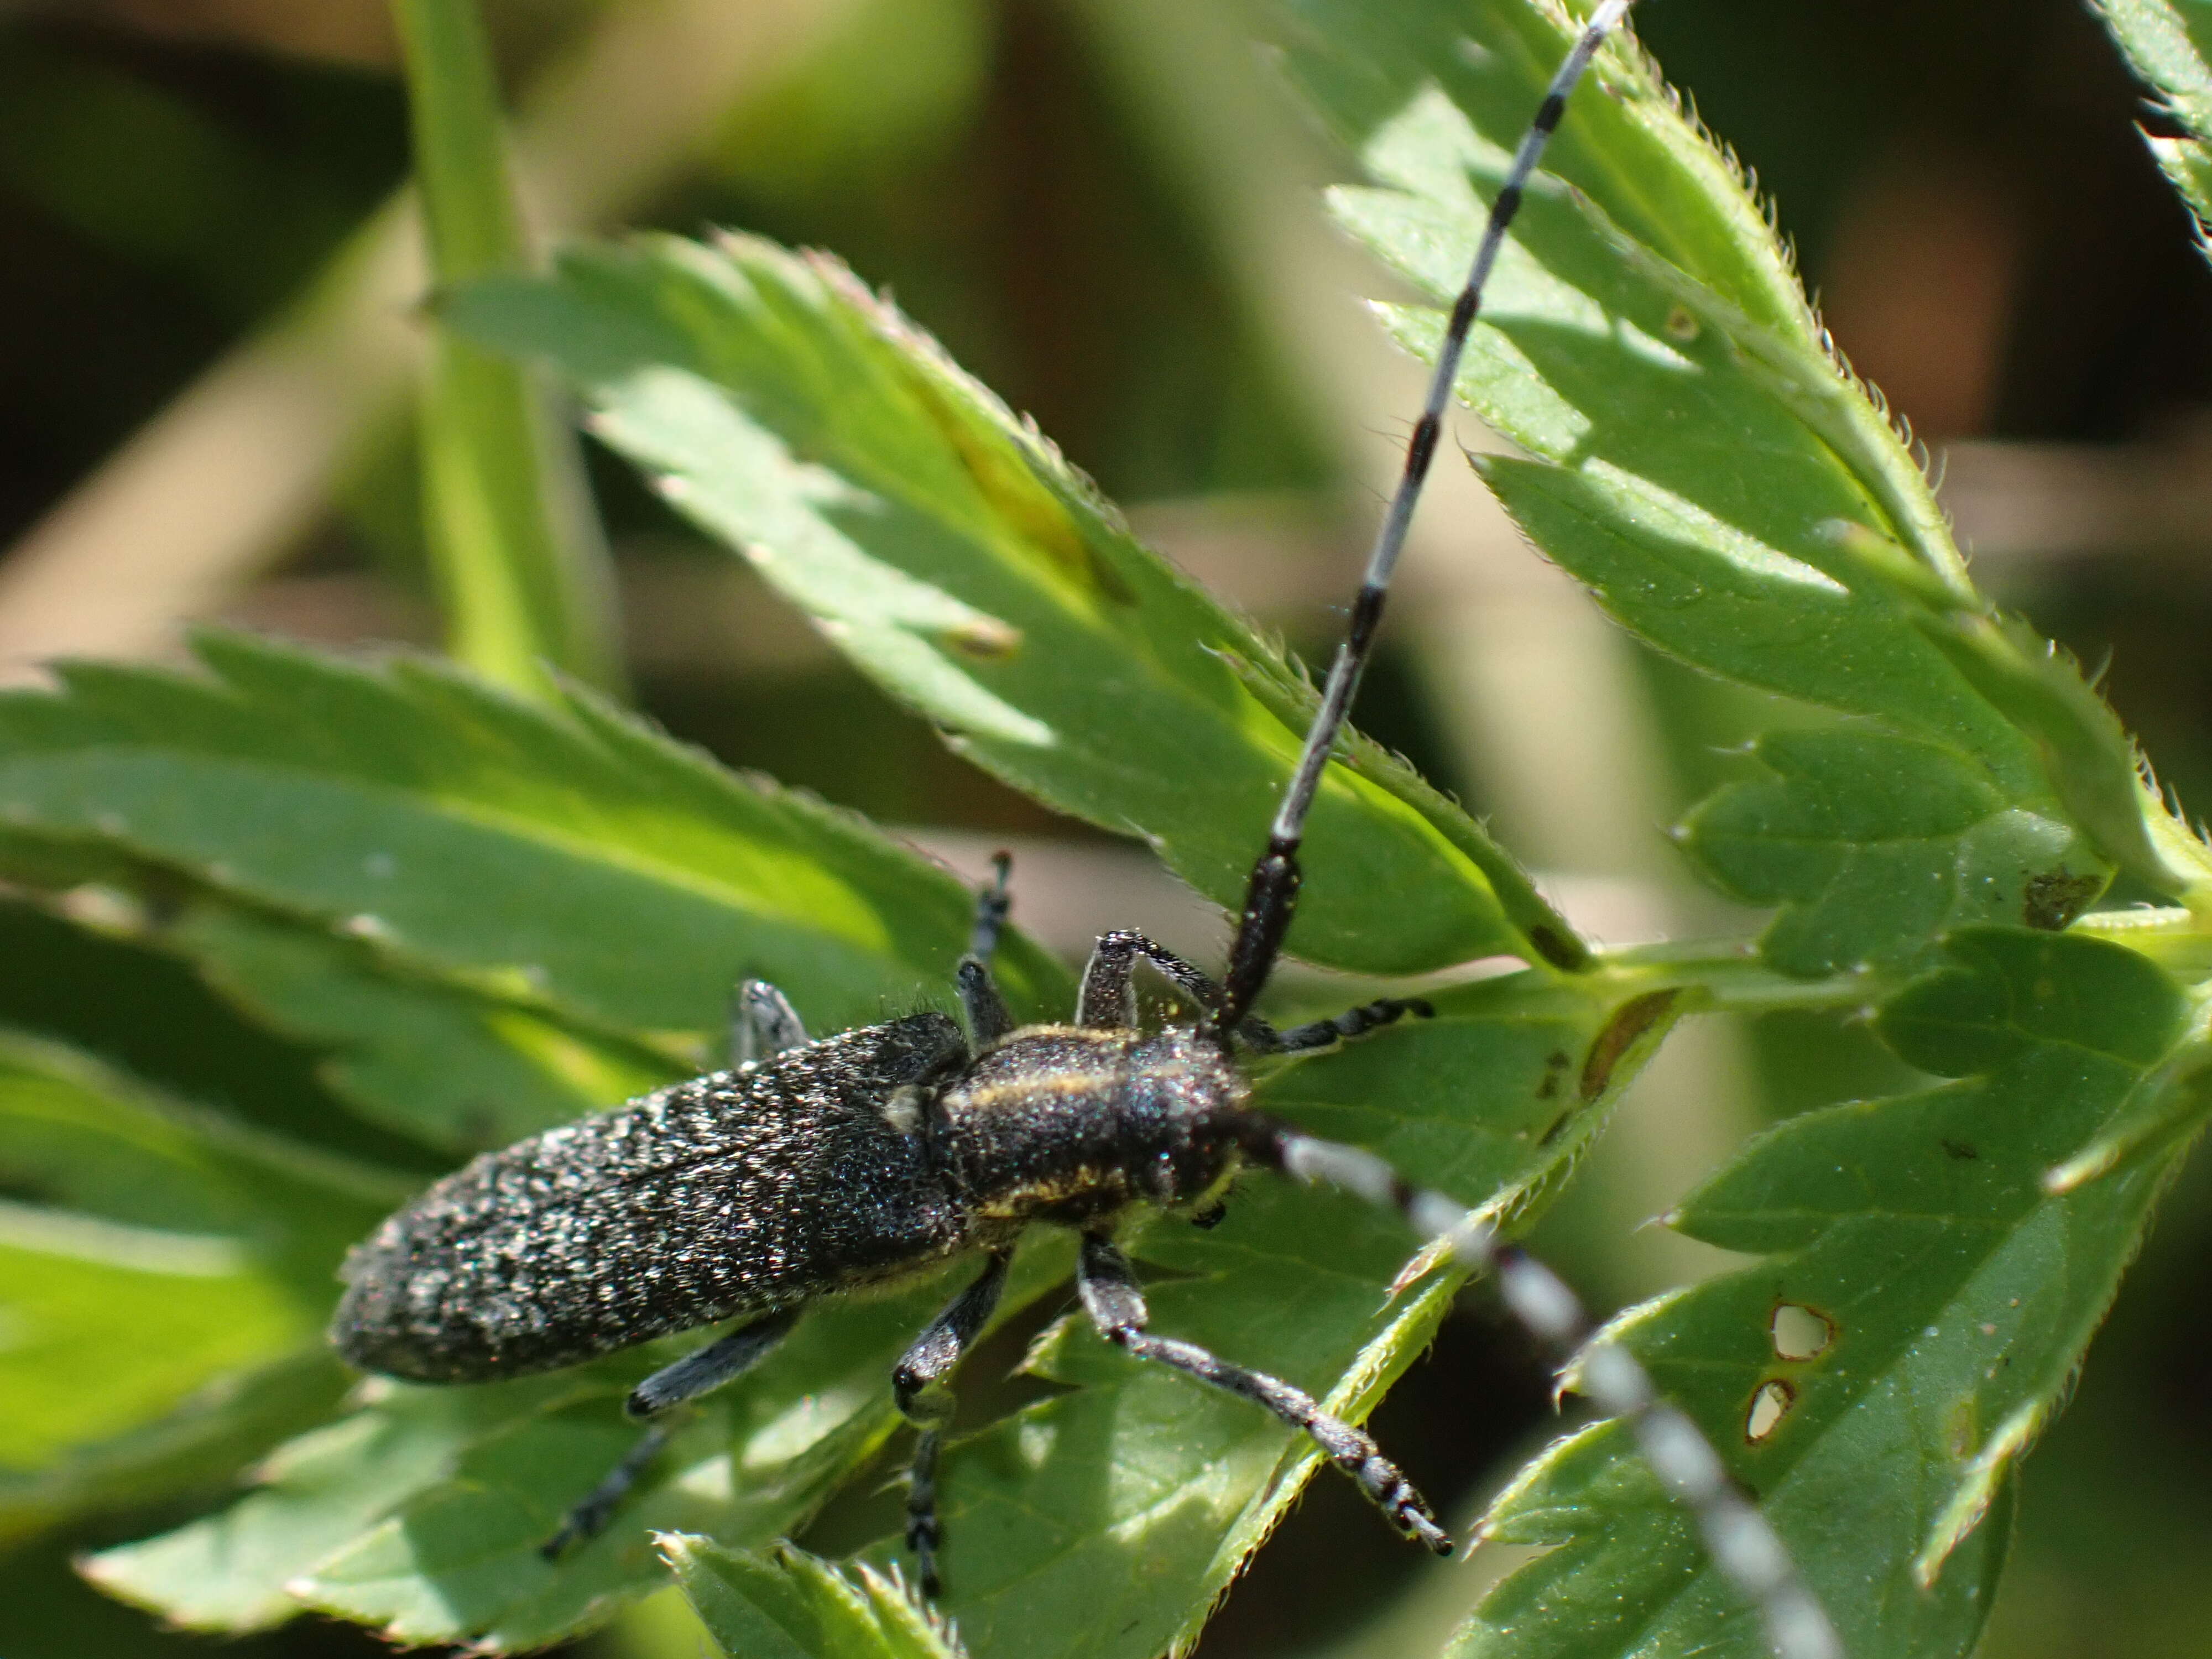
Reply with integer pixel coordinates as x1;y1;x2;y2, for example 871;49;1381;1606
2023;869;2100;931
1579;989;1682;1102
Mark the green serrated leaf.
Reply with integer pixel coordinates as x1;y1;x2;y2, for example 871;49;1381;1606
0;635;1068;1044
0;1029;396;1539
2095;0;2212;251
1277;0;2212;921
441;234;1571;975
167;905;674;1156
1280;0;2014;728
666;1535;962;1659
1912;608;2212;909
1682;728;2110;976
1457;929;2195;1658
107;1250;1061;1645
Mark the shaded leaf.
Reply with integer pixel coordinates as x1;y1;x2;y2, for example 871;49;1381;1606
0;895;437;1173
102;1250;1063;1642
0;1349;351;1549
667;1535;962;1659
168;905;671;1156
0;1031;398;1541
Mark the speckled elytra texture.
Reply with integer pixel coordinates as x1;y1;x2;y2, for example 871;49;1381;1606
331;1015;1248;1383
332;1015;974;1380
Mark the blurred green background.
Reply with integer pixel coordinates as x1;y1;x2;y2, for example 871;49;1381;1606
2;1;2210;1656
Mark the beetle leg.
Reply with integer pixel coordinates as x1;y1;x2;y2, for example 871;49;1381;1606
893;1250;1012;1596
1258;997;1433;1055
627;1305;801;1418
958;855;1016;1044
541;1423;673;1561
732;979;808;1066
1076;931;1230;1029
540;1306;800;1560
1073;1230;1448;1553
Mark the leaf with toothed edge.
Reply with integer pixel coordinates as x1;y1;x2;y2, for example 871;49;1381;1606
1264;3;2212;1657
2094;0;2212;257
1681;727;2109;977
666;1534;967;1659
0;635;1071;1040
439;234;1577;977
1454;929;2192;1659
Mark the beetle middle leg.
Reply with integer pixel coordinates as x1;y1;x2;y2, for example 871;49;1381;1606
894;1248;1012;1595
1073;1230;1449;1553
540;1305;802;1559
732;978;809;1065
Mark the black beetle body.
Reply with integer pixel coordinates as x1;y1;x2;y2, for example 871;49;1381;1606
333;1016;1247;1383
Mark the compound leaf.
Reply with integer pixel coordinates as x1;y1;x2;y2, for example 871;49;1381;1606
1271;0;2205;933
1456;930;2193;1659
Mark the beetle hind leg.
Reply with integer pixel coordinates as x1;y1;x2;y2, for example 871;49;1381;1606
540;1307;801;1559
541;1425;671;1559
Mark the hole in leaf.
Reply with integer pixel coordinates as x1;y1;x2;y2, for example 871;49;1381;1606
1745;1380;1793;1442
1771;1302;1834;1361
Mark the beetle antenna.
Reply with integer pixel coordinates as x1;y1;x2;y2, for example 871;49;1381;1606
1215;0;1637;1036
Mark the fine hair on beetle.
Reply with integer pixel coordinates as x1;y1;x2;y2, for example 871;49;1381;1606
327;7;1841;1657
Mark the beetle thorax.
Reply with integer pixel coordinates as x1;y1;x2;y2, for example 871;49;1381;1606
932;1024;1248;1226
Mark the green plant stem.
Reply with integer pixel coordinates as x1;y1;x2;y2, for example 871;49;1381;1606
392;0;622;702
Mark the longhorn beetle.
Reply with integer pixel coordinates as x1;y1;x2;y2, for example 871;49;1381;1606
330;4;1840;1655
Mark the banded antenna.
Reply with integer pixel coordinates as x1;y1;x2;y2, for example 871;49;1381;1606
1215;0;1637;1031
1207;5;1850;1657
